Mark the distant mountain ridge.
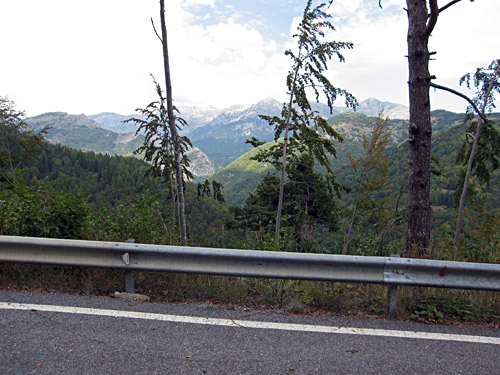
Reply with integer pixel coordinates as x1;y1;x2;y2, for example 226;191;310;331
25;98;413;179
186;98;282;167
352;98;409;120
185;98;409;167
87;112;139;134
91;97;409;134
25;111;217;178
26;112;143;156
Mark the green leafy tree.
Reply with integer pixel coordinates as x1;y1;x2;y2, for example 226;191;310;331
0;96;46;187
0;183;88;239
454;59;500;246
250;0;356;242
229;174;281;235
285;153;339;249
85;191;178;245
230;154;340;252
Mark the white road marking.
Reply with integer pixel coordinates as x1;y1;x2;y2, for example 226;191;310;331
1;302;499;345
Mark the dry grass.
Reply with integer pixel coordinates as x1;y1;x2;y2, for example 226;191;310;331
1;263;498;325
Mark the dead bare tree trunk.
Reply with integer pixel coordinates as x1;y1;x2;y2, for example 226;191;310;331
163;134;177;221
159;0;187;244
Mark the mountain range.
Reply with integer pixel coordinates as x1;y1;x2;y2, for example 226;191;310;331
90;97;409;170
26;112;144;156
25;97;448;184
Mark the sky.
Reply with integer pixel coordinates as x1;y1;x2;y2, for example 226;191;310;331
1;0;499;117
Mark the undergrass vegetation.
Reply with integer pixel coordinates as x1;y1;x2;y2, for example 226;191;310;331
1;263;498;326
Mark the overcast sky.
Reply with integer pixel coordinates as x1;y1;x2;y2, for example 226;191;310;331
1;0;499;117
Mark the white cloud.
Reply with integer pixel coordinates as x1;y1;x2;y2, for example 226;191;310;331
0;0;498;116
427;1;500;111
168;18;288;107
330;0;364;14
325;3;409;106
183;0;215;9
1;0;291;115
323;0;500;112
1;0;161;115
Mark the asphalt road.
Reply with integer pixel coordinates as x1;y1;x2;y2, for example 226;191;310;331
0;290;498;374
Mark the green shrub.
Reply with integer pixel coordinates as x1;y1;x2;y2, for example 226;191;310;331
0;183;88;239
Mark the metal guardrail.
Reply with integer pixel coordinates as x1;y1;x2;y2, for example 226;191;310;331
1;235;499;292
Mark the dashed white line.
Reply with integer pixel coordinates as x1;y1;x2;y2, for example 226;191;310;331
1;302;498;345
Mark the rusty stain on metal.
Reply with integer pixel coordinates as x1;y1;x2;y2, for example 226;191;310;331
439;265;447;278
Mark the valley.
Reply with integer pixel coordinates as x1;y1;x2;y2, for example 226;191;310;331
24;97;496;208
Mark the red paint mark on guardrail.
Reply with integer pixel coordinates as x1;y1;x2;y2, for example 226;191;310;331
439;266;447;278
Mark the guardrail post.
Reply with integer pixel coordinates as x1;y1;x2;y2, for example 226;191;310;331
387;254;400;315
124;239;135;293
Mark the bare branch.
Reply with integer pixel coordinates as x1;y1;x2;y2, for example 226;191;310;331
439;0;465;13
430;82;491;125
397;138;409;148
151;17;162;43
155;208;170;236
422;0;439;39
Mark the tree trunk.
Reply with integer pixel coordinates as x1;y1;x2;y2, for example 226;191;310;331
453;117;481;249
275;97;291;241
164;137;177;221
342;186;361;255
5;135;16;186
159;0;187;244
275;62;301;242
405;0;433;257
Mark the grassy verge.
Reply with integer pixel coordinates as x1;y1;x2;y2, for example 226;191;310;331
1;263;498;326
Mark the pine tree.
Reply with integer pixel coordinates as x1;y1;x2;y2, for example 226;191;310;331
158;0;188;244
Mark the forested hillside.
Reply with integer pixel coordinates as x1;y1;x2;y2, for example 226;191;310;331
207;111;500;262
214;110;489;206
25;144;230;245
25;144;151;206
